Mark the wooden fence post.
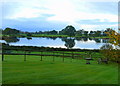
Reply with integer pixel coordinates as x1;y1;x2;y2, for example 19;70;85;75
71;51;74;62
2;53;4;61
63;52;64;62
53;52;55;62
40;51;42;61
24;51;26;61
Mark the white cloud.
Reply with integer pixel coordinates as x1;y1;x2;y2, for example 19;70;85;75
3;0;118;22
78;24;118;31
8;8;41;19
2;0;118;31
47;12;118;23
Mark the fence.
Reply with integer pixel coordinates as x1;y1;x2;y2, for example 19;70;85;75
2;48;89;62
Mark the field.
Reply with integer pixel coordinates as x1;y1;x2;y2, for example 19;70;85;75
2;54;118;84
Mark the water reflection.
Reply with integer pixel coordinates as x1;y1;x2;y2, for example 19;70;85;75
27;37;32;40
94;38;101;43
0;37;110;49
102;39;109;43
3;37;19;43
61;38;75;49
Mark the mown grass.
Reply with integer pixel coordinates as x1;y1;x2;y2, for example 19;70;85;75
2;54;118;84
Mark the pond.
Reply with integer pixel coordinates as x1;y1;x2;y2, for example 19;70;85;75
0;37;110;49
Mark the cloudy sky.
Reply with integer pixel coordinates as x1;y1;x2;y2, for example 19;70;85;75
0;0;118;32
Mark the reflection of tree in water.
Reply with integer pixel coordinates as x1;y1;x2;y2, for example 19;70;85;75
48;37;57;40
61;37;75;49
75;37;88;42
94;38;101;43
46;37;57;40
75;37;82;41
102;39;109;43
83;37;88;42
89;38;92;40
27;37;32;40
4;36;19;43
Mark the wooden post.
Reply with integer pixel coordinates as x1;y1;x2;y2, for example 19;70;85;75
2;50;4;61
63;52;64;62
24;51;26;61
71;51;74;62
53;52;55;62
40;51;42;61
2;53;4;61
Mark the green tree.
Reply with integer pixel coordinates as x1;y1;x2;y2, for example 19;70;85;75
105;30;120;63
49;30;58;35
75;30;83;36
60;25;76;37
83;31;88;36
26;32;32;37
100;44;113;61
94;31;101;37
89;31;94;36
3;27;20;35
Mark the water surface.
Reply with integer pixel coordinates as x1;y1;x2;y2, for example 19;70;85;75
0;37;109;49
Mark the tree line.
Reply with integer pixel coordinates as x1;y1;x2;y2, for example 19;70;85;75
1;25;114;37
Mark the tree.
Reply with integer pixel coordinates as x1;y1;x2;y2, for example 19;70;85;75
75;30;83;36
60;25;76;37
105;30;120;63
26;32;32;37
83;31;88;36
94;31;101;37
49;30;58;35
106;30;120;47
89;31;94;36
100;44;113;61
3;27;20;35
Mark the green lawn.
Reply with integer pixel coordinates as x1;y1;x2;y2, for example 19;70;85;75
2;55;118;84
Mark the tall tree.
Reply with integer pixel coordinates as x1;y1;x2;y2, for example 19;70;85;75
60;25;76;37
103;30;120;63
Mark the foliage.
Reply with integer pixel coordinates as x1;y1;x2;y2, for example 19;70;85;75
1;27;113;38
59;25;76;37
26;32;32;37
84;31;88;36
2;27;20;35
105;30;120;63
75;30;83;36
94;31;102;37
106;30;120;47
100;44;113;60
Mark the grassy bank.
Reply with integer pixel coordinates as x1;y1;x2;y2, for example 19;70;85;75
2;34;109;39
2;55;118;84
